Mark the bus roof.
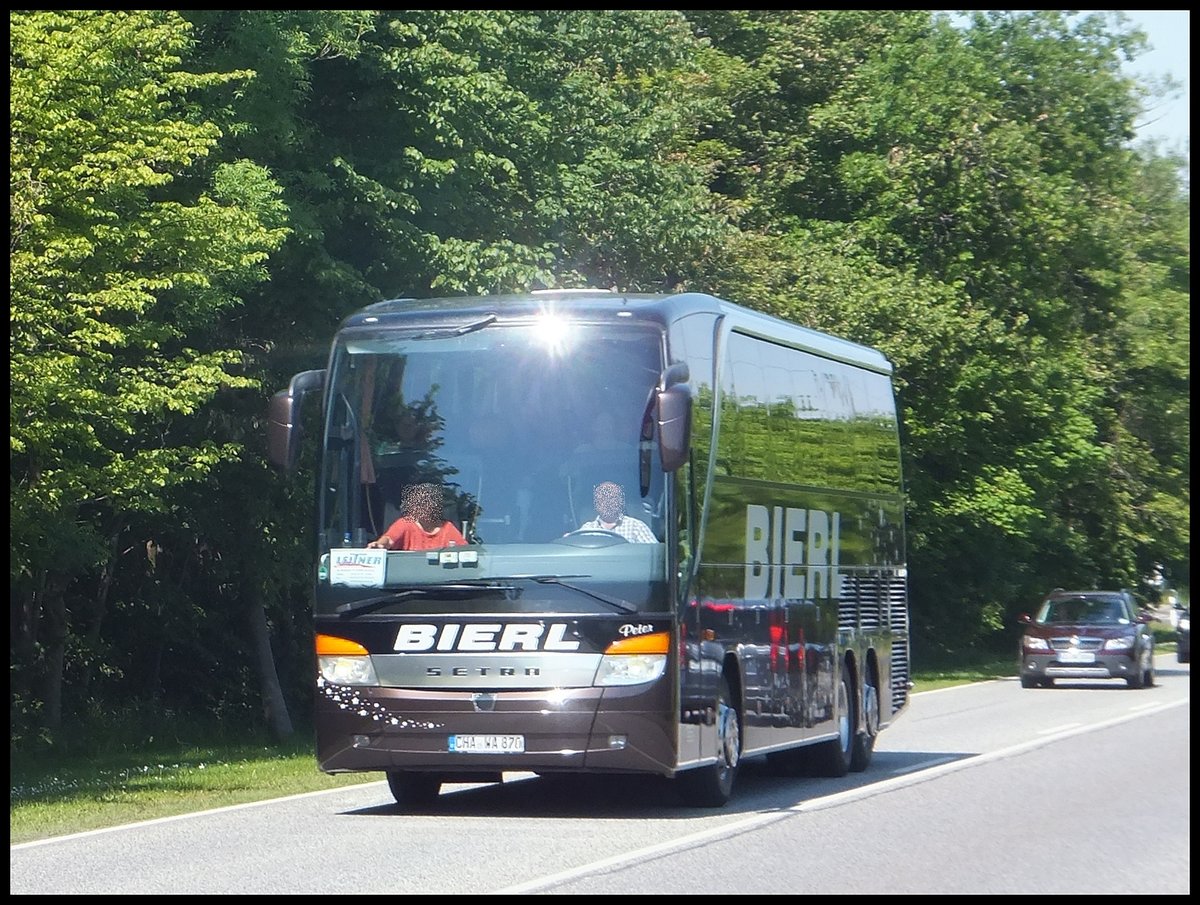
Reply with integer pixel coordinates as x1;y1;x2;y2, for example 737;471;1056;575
342;290;893;375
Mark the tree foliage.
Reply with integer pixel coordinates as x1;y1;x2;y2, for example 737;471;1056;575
10;10;288;738
681;10;1189;650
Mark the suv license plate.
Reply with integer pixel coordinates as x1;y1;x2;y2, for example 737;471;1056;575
449;734;525;754
1059;650;1095;664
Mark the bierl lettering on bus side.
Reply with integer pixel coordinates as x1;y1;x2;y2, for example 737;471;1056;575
743;505;841;599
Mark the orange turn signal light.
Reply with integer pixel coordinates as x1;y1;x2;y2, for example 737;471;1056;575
604;630;670;655
316;633;369;656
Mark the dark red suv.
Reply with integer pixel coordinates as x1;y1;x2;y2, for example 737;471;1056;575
1018;590;1156;689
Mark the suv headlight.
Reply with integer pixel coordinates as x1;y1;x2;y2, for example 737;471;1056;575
1102;637;1133;651
1024;636;1049;650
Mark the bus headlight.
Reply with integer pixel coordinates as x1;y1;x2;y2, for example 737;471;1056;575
316;633;379;686
594;631;670;686
318;655;379;686
595;654;667;686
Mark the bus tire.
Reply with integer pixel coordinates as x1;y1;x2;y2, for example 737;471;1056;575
386;771;442;810
677;674;741;807
810;669;853;778
849;670;878;773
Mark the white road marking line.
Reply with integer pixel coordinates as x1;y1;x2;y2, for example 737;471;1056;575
491;698;1187;895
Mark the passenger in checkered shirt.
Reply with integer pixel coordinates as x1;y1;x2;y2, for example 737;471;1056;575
574;481;657;543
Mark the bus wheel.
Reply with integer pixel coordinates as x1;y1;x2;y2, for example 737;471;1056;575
386;771;442;810
810;670;853;778
677;674;741;807
849;672;878;773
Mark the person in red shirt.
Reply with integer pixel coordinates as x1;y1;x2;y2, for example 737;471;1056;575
367;482;466;551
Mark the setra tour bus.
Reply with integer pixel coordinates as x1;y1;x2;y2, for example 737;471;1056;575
267;289;910;808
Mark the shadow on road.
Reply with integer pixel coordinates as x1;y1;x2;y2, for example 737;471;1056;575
340;748;979;821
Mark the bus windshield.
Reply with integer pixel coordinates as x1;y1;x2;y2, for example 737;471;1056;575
316;318;669;615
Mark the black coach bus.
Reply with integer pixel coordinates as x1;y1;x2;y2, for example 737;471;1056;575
267;289;909;808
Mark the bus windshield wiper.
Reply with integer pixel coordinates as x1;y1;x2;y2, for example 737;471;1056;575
336;582;517;618
410;314;498;340
450;314;497;335
502;574;638;614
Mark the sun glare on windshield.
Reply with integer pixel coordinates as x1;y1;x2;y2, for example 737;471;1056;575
534;310;577;355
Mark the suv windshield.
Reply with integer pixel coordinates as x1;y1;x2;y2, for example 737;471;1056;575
1037;594;1131;625
315;318;669;615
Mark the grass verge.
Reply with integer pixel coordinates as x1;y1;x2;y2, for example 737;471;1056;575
9;737;376;846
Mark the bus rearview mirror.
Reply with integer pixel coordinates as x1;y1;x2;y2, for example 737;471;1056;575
657;383;692;472
267;369;326;471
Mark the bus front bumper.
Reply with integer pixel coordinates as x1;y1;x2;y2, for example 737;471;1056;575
315;681;677;778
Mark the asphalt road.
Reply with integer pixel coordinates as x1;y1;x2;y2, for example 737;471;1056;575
10;654;1190;895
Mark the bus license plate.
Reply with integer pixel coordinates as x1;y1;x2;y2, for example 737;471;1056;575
449;734;525;754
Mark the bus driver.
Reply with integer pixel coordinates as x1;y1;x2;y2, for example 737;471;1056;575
574;481;657;543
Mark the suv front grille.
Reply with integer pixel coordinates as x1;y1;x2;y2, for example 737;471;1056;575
1049;637;1104;651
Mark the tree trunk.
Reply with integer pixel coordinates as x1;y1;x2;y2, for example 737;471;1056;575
40;574;69;732
79;526;124;696
11;577;43;707
248;592;294;741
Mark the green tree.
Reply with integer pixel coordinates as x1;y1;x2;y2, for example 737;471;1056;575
1111;149;1190;589
822;10;1184;641
687;10;1188;650
10;10;288;738
185;9;729;308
